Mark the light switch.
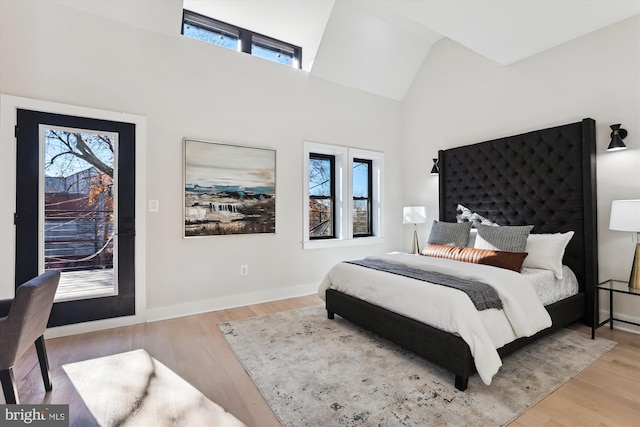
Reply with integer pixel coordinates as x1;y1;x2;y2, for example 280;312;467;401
149;200;159;212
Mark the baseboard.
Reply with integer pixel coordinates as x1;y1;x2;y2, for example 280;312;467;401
597;309;640;335
44;312;145;339
145;283;319;323
43;284;318;338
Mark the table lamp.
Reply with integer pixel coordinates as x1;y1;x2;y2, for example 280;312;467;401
609;199;640;289
403;206;427;254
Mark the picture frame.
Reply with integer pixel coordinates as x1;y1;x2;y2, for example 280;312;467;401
183;139;276;237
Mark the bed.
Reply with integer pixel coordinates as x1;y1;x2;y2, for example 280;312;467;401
321;118;598;391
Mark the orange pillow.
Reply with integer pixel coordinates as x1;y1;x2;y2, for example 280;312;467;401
421;243;527;272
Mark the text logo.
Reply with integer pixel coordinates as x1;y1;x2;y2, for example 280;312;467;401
1;405;68;426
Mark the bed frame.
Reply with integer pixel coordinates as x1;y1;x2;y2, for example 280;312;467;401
326;118;598;391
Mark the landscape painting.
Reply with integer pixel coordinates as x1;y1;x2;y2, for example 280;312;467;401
184;139;276;237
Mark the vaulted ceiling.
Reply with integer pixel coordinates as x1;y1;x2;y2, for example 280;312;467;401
184;0;639;100
54;0;640;101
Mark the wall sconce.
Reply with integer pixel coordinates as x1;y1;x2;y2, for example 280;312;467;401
607;124;628;151
430;158;439;175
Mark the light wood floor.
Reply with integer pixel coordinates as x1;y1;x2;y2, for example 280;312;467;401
6;295;640;427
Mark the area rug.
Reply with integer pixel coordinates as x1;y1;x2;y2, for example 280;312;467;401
219;305;616;427
63;349;246;427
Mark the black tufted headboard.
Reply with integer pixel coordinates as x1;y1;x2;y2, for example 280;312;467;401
438;118;597;325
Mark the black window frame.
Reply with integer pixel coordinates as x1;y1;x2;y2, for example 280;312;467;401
182;9;302;69
309;153;336;239
352;158;373;237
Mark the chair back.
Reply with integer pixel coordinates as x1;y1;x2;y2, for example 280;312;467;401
0;270;60;369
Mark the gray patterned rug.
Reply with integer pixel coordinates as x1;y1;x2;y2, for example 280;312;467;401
219;305;616;427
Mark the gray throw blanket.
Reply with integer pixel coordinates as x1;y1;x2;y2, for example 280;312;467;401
345;259;503;311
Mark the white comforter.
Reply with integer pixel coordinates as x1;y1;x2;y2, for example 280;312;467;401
317;253;552;385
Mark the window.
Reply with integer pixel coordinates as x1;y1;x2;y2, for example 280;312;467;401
303;142;384;248
352;158;372;237
182;12;239;51
182;10;302;69
309;154;335;239
252;34;299;68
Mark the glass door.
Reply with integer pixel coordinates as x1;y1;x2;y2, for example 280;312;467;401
15;109;136;327
42;126;117;302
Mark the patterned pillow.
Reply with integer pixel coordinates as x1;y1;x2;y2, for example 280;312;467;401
474;224;534;252
427;221;472;247
456;204;497;228
421;243;528;272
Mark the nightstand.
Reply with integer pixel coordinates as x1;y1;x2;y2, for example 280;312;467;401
592;279;640;339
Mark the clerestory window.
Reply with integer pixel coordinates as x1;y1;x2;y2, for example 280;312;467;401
182;10;302;69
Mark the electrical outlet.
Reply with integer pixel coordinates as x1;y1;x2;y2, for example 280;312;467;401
149;199;159;212
240;265;249;275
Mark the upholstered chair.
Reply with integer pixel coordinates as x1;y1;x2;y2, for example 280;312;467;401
0;270;61;404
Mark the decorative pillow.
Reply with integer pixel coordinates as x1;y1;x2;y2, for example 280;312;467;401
474;224;534;252
522;231;574;279
456;204;474;223
427;221;472;247
421;243;528;272
456;204;498;228
466;229;477;247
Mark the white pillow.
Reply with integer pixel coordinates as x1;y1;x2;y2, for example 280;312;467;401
522;231;574;279
466;229;477;247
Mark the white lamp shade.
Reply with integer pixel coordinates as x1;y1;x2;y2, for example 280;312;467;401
609;199;640;232
403;206;427;224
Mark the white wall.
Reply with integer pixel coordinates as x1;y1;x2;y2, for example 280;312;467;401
0;0;404;323
403;15;640;332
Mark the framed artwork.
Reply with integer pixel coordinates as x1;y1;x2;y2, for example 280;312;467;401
183;139;276;237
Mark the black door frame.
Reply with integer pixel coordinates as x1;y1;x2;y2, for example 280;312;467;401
15;108;136;327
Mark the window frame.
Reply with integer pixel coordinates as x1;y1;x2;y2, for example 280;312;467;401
303;141;384;249
352;158;373;238
308;153;336;240
182;9;302;69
